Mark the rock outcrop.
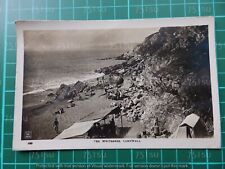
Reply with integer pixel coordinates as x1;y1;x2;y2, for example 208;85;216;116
55;81;87;100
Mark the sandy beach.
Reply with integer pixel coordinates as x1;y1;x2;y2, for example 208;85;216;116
22;75;145;140
23;88;110;139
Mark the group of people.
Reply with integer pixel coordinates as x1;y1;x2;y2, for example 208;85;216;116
87;118;116;138
53;117;59;134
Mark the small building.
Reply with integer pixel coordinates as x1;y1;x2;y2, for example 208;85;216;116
171;113;208;138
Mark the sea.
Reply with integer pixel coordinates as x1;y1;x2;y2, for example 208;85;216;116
23;49;127;95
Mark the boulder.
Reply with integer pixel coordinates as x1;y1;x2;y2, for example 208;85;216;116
73;81;87;93
47;92;55;97
55;84;71;100
133;98;140;105
55;81;87;101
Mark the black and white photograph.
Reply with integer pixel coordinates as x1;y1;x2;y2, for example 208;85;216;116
13;17;221;150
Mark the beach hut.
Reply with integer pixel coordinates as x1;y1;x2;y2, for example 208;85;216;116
171;113;208;138
54;106;121;139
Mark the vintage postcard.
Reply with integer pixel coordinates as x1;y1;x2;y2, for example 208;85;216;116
13;17;221;150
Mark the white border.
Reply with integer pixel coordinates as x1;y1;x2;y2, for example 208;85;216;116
13;17;221;151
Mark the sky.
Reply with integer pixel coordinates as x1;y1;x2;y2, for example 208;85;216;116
24;28;159;52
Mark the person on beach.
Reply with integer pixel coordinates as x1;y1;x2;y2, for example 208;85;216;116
60;108;64;114
115;88;120;100
110;117;116;137
53;117;59;134
186;126;192;138
104;86;108;94
102;76;105;86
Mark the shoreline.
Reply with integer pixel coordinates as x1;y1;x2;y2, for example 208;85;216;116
23;72;105;96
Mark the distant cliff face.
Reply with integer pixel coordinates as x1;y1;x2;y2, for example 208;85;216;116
113;25;213;134
139;26;210;96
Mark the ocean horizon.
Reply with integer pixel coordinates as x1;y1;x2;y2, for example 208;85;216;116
23;49;127;95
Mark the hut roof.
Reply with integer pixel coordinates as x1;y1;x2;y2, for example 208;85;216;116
55;119;101;139
179;113;200;128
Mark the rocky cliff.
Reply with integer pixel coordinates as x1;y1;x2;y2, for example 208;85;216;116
101;25;213;135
